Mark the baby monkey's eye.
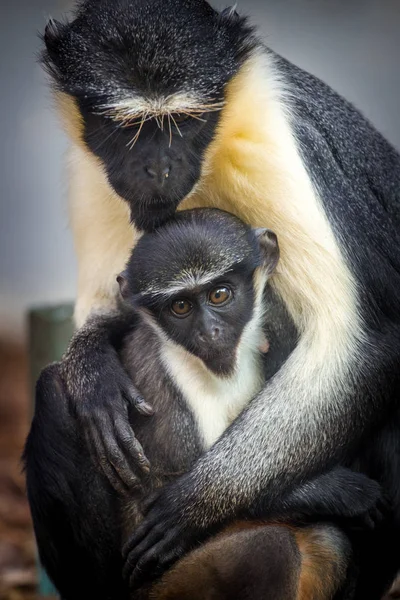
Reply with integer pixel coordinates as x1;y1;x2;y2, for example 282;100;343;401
208;287;232;306
171;298;193;317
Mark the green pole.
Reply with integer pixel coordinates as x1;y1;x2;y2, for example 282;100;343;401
28;303;75;597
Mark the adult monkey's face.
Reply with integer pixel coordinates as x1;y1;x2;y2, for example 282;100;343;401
43;0;257;231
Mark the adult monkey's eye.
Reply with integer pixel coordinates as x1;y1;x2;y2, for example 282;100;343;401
209;287;232;305
171;298;193;317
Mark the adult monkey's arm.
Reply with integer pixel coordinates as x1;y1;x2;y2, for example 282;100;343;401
58;308;154;493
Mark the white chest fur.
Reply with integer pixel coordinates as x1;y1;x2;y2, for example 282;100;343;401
160;323;265;450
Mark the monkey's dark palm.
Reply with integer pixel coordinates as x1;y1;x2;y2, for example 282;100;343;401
123;467;386;589
58;313;153;494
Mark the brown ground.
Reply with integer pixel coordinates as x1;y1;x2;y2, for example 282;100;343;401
0;340;398;600
0;341;38;600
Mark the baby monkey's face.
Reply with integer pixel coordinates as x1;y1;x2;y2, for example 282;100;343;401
139;270;256;377
117;208;280;377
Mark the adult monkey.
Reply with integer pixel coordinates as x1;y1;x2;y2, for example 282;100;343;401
40;0;400;594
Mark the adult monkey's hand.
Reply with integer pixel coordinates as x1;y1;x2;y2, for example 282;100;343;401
123;474;210;589
56;310;154;494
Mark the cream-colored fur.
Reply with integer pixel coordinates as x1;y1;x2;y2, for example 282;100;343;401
160;329;264;449
54;93;138;326
67;145;139;326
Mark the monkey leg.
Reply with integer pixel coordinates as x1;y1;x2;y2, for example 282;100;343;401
23;364;129;600
150;521;352;600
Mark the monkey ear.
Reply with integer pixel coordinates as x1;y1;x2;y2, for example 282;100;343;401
254;228;280;275
218;5;240;24
116;271;130;300
43;18;68;53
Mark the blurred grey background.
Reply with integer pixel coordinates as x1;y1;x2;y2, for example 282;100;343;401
1;0;400;342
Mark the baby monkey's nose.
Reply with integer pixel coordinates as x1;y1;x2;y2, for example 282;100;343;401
210;327;220;340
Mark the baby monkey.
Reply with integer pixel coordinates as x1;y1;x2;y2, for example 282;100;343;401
119;207;277;455
117;208;382;598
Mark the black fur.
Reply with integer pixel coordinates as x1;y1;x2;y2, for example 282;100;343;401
42;0;255;103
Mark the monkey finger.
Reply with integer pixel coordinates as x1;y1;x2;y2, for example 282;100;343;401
122;379;154;416
141;491;160;514
133;397;154;417
99;459;130;496
122;518;157;559
129;538;177;590
154;546;186;575
98;460;128;494
122;526;165;580
113;414;151;475
95;420;141;491
128;532;180;589
87;427;135;494
128;550;163;588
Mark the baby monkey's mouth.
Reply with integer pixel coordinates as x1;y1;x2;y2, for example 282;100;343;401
197;349;237;379
199;333;269;379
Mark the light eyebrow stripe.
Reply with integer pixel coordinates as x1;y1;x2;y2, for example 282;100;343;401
96;94;225;124
140;268;233;298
